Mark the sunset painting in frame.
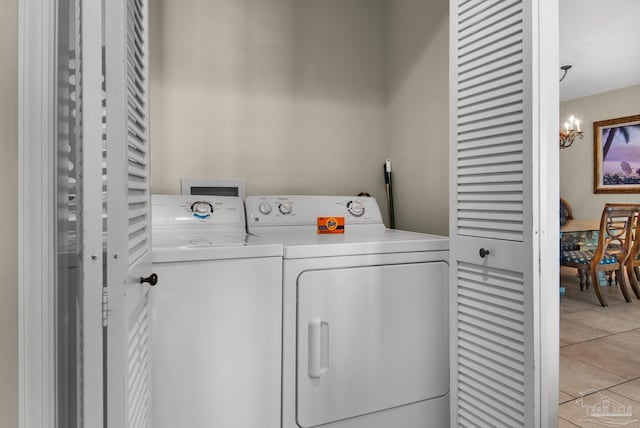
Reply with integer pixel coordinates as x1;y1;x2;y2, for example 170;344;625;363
594;115;640;193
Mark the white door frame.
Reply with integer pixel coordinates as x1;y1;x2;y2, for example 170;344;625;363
18;0;105;427
18;0;57;425
536;0;561;424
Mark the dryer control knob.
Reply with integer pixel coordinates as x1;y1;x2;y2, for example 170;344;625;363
347;200;365;217
278;202;293;215
191;201;214;219
258;201;273;215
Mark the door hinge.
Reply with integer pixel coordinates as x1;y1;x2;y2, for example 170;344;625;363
102;287;109;327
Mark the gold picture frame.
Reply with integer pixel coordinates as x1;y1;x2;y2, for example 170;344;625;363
594;114;640;193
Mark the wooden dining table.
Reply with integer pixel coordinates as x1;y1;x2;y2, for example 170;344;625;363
560;219;600;233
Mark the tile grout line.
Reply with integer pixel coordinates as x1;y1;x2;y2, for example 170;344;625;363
560;278;640;422
559;327;640;349
559;348;640;381
558;416;580;427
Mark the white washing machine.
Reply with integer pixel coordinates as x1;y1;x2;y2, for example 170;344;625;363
150;194;283;428
246;195;450;428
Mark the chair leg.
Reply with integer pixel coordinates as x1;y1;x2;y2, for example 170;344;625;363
591;270;608;307
578;269;585;291
627;264;640;299
585;270;591;289
617;267;632;303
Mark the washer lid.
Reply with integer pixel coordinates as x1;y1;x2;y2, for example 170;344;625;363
152;229;247;248
152;244;283;263
152;194;277;262
152;234;282;263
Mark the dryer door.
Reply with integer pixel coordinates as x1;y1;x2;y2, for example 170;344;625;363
296;262;448;428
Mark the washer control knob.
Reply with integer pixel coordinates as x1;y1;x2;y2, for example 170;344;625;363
191;201;214;219
347;200;365;217
278;202;293;215
258;201;273;215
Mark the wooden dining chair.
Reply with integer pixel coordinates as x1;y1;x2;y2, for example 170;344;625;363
625;211;640;299
559;198;587;289
560;198;574;227
560;198;580;251
560;204;640;307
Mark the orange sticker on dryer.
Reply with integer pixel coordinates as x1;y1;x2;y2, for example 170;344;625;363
317;217;345;234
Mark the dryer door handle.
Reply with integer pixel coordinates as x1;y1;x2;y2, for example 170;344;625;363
308;318;330;379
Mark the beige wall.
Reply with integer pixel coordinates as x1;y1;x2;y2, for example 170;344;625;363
560;85;640;220
0;0;18;426
150;0;451;234
150;0;389;208
387;0;449;235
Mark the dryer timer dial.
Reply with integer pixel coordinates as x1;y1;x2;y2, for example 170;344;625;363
347;200;365;217
278;202;293;215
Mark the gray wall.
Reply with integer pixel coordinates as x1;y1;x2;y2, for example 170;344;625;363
387;0;449;235
560;85;640;220
150;0;450;234
0;0;18;425
150;0;389;209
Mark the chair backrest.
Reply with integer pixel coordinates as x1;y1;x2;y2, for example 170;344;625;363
560;198;573;227
593;204;640;266
628;211;640;263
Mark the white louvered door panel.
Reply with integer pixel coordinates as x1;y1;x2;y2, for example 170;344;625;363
450;0;558;426
456;0;527;243
105;0;154;426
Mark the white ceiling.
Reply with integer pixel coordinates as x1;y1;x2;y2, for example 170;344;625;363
559;0;640;101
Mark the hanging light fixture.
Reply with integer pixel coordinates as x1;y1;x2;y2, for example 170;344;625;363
559;64;572;82
559;65;583;148
560;115;583;149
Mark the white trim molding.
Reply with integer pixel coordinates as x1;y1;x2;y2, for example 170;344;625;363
18;0;57;427
536;0;560;424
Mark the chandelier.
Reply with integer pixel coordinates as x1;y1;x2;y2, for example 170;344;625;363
560;115;583;149
558;65;583;149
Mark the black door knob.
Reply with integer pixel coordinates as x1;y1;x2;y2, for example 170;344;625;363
479;248;490;258
140;273;158;286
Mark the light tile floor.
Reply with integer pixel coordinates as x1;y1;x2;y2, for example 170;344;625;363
559;266;640;427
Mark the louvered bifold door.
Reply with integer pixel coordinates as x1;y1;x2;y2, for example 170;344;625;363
105;0;154;426
449;0;545;426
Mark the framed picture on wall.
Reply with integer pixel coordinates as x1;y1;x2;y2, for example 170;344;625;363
594;114;640;193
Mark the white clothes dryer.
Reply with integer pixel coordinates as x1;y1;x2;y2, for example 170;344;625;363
151;194;282;428
246;195;450;428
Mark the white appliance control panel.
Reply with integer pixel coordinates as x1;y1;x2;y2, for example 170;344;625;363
152;194;246;228
245;195;384;227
